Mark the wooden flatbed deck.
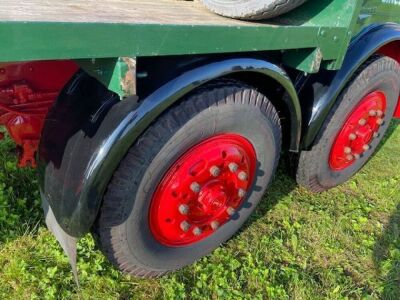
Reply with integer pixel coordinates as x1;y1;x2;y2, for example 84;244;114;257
0;0;250;26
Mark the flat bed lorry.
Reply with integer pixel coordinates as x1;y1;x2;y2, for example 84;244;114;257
0;0;399;278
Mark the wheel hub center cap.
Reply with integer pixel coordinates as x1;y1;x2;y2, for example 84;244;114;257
198;183;228;213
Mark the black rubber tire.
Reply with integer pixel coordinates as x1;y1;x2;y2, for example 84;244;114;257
94;80;282;277
297;56;400;192
201;0;307;20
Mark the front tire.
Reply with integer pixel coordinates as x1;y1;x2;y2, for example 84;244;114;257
94;80;281;277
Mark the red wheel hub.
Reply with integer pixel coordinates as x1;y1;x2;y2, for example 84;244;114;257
329;91;387;171
149;134;257;246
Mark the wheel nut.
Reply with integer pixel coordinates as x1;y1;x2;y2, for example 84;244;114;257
376;118;384;125
192;226;202;236
238;171;248;181
228;162;239;173
377;110;384;117
211;221;219;230
238;188;246;198
209;165;221;177
369;109;377;117
227;207;235;216
358;118;367;126
180;221;190;232
344;147;352;154
363;144;370;151
349;133;357;141
346;154;354;161
178;204;189;215
190;182;201;193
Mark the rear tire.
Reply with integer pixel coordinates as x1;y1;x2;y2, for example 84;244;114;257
94;80;282;277
201;0;307;20
297;56;400;192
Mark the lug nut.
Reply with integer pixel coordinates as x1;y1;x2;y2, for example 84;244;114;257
190;182;201;193
346;154;354;161
377;110;384;117
358;118;367;126
238;171;248;181
373;132;379;138
376;118;384;125
211;221;219;230
209;165;221;177
192;226;202;236
227;207;235;216
344;147;352;154
228;162;239;173
180;221;190;232
238;189;246;198
363;144;370;151
349;133;357;141
354;153;361;160
369;109;377;117
178;204;189;215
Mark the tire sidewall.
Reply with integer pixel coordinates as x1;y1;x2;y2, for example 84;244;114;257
123;104;279;270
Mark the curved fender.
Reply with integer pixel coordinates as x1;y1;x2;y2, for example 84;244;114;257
39;58;301;238
302;23;400;149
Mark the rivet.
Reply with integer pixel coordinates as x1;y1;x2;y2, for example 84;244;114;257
376;118;384;125
209;165;221;177
180;221;190;232
226;207;235;216
178;204;189;215
377;110;384;117
344;147;352;154
228;162;239;173
369;110;377;117
238;171;248;181
238;189;246;198
349;133;357;141
358;119;367;126
211;221;219;230
363;144;370;151
346;154;354;161
192;226;202;236
190;182;201;193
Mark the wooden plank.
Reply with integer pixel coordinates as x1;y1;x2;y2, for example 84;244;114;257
0;0;253;26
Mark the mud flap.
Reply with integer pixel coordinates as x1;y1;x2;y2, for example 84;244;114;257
42;195;79;286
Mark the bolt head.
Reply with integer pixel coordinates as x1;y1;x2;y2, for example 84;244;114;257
210;221;219;230
344;147;352;154
226;207;235;216
346;154;354;161
178;204;189;215
180;221;190;232
190;182;201;193
228;162;239;173
369;109;377;117
377;110;384;117
376;118;384;125
238;171;248;181
349;133;357;141
358;118;367;126
192;226;202;236
363;144;370;151
209;165;221;177
238;189;246;198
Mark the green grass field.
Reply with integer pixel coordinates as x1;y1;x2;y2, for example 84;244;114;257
0;120;398;299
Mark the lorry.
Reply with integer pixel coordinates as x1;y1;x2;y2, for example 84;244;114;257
0;0;399;278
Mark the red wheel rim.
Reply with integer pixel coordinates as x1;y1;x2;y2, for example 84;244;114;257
149;134;257;247
329;91;387;171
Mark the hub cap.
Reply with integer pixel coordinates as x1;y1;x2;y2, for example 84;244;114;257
149;134;257;246
329;91;387;171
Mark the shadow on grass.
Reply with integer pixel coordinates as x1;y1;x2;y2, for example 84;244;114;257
373;203;400;300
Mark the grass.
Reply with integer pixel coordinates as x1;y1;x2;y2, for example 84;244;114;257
0;120;399;299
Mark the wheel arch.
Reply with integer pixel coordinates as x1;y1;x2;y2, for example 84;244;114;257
39;57;301;239
301;23;400;149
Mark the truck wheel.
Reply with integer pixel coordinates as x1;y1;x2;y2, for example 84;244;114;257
94;80;281;277
201;0;307;20
297;56;400;192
